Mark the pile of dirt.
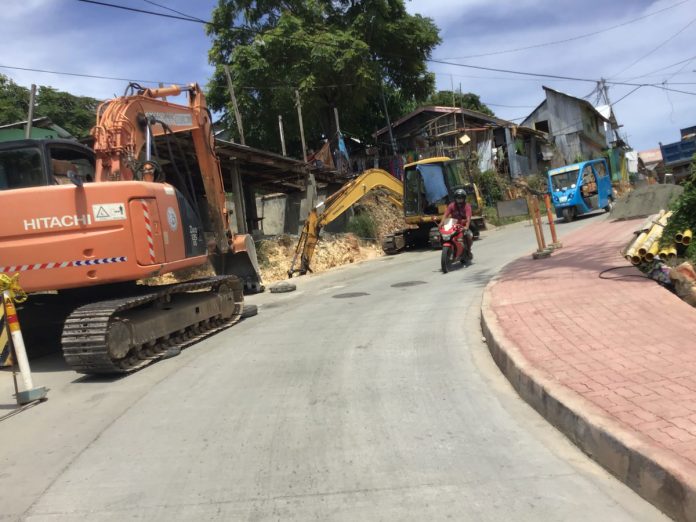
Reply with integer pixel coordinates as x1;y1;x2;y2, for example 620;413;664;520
354;192;409;241
256;233;382;283
611;184;684;221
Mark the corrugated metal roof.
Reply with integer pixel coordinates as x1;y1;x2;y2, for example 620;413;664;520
374;105;513;137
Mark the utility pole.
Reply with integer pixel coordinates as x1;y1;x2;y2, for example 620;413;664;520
223;64;245;146
295;90;307;162
24;84;36;139
379;85;398;157
599;78;621;143
278;115;287;156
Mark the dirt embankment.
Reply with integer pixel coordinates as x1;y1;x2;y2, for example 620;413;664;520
257;192;406;283
611;184;684;220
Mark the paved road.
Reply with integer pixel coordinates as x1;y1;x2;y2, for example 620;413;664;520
2;214;667;521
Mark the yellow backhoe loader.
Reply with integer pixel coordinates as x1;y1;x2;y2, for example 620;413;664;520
382;157;485;254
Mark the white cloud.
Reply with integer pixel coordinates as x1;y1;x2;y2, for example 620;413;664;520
1;0;694;151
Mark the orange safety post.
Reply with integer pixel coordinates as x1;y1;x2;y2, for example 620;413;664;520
1;275;48;405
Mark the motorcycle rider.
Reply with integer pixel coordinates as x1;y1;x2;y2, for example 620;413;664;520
440;188;473;259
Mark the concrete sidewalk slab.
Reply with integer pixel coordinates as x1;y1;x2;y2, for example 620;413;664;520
482;218;696;522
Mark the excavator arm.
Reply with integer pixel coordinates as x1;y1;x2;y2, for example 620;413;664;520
92;84;230;253
288;168;403;277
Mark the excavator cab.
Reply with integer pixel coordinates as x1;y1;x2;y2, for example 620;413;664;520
0;139;94;190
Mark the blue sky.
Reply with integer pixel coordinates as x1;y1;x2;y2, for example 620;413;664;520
2;0;696;152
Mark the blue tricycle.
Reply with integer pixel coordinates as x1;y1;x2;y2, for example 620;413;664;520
547;158;614;222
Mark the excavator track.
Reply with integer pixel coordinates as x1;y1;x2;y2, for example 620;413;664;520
61;276;244;375
381;231;405;255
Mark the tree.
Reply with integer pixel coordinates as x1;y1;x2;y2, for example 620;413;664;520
206;0;441;154
0;74;31;125
425;90;494;116
0;74;99;137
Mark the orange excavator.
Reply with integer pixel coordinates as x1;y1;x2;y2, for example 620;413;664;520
0;83;262;374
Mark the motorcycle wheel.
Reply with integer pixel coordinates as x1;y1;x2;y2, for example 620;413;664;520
441;245;454;273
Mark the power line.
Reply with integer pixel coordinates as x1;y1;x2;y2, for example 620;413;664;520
77;0;213;26
613;85;643;105
610;16;696;78
436;0;692;61
621;53;696;80
0;64;183;85
141;0;206;23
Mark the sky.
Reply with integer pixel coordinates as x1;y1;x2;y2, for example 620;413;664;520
2;0;696;153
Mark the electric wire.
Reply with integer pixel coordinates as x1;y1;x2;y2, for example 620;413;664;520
609;16;696;78
436;0;692;60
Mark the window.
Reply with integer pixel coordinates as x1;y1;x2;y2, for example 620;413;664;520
534;120;550;133
593;161;607;178
0;147;44;190
49;146;95;184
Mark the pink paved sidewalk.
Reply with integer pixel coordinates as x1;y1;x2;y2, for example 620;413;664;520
483;217;696;520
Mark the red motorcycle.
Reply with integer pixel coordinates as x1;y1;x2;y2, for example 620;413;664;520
439;218;472;273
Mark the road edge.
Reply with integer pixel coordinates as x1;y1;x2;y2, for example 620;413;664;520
481;279;696;522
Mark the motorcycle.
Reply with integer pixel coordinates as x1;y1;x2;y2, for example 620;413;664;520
439;218;472;273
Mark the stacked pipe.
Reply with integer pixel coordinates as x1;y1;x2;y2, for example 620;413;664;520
625;211;673;265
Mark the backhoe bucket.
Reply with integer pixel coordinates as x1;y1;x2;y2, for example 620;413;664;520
212;234;264;294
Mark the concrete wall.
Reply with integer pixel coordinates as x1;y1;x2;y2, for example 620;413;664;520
256;194;287;235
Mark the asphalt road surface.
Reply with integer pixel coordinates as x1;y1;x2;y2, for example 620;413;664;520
1;213;668;521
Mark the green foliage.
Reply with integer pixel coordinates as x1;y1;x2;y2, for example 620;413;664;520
0;74;30;124
662;154;696;262
0;74;99;137
35;86;100;138
525;173;548;195
206;0;441;153
346;212;377;239
425;90;494;116
478;170;505;203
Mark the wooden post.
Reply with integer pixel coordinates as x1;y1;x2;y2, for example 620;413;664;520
223;64;245;146
230;161;247;234
543;193;561;248
333;107;342;172
278;115;287;156
379;85;398;157
534;197;547;249
295;90;307;163
527;196;544;252
333;107;341;134
24;84;36;139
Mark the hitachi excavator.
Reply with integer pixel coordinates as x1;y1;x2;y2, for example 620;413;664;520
0;83;262;374
288;168;403;277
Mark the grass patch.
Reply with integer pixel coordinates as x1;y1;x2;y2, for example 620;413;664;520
346;213;378;239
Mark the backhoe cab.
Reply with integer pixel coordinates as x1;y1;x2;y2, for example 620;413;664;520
382;157;485;254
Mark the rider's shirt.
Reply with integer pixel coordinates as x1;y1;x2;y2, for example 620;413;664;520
446;201;472;221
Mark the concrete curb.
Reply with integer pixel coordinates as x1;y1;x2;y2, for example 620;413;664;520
481;280;696;522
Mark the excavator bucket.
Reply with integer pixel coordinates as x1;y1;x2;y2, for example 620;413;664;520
211;234;264;294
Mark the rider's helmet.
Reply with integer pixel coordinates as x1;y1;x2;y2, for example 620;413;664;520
454;188;467;203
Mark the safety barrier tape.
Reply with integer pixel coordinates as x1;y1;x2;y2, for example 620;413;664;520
0;256;127;274
141;200;156;263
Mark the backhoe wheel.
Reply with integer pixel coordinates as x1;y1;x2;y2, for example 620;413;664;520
441;246;454;273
